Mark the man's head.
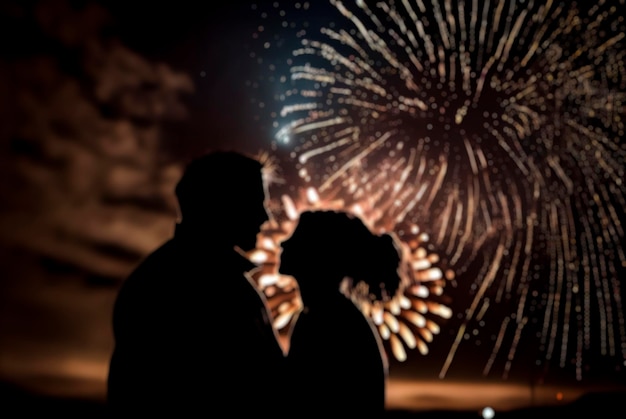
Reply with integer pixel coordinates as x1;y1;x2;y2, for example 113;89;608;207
175;150;270;251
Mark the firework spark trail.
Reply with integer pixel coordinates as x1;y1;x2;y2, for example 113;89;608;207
440;233;507;378
255;0;626;380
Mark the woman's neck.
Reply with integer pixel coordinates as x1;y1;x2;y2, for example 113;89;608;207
299;286;348;309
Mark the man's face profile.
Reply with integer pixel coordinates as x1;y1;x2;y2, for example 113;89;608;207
230;172;270;252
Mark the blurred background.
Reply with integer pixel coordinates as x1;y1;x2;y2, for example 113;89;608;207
0;0;624;417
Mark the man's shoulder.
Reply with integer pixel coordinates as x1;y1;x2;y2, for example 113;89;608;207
115;240;177;298
130;240;178;274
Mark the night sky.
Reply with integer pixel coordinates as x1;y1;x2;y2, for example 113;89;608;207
1;0;625;412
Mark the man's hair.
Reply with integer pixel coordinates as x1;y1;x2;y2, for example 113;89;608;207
175;150;264;218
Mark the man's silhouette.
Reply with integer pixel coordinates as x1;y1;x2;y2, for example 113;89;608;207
107;151;285;416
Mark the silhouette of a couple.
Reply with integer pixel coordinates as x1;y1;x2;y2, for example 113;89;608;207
107;151;403;416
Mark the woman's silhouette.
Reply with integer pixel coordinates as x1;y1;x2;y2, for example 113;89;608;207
279;210;402;415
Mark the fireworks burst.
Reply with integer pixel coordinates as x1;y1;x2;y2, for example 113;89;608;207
249;0;626;381
245;185;453;361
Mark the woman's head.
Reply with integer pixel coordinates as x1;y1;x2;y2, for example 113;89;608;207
279;210;402;300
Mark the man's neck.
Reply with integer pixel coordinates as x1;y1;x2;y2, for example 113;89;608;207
174;222;236;248
173;222;258;272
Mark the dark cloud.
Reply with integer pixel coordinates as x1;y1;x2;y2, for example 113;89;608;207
0;0;193;277
0;0;194;394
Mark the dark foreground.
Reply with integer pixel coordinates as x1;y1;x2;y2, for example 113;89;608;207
1;381;624;419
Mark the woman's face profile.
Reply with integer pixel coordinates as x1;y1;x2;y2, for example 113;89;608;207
278;234;299;277
278;222;328;278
